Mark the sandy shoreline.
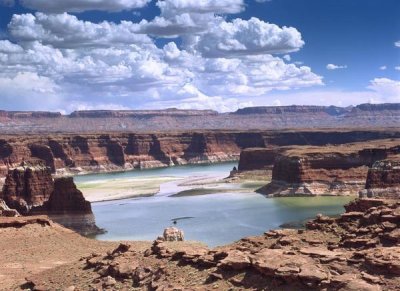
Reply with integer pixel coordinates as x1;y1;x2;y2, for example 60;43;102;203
77;171;265;203
76;176;181;202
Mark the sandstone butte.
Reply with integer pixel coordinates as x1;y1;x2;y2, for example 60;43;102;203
0;163;92;216
231;139;400;197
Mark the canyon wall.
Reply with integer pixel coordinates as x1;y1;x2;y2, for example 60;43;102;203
250;140;400;196
1;130;400;178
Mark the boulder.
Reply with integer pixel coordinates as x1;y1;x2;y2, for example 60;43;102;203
0;199;20;217
218;250;251;270
163;227;184;242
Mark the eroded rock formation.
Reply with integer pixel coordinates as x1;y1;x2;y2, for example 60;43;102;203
252;140;400;196
1;164;92;215
47;177;92;214
0;164;54;214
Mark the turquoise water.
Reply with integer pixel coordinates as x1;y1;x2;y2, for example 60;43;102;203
76;162;354;247
93;194;353;247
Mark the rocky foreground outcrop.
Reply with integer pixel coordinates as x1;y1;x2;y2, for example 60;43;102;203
65;198;399;290
248;140;400;197
1;130;400;178
0;164;92;215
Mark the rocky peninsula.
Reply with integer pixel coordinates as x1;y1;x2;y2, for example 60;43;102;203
232;139;400;197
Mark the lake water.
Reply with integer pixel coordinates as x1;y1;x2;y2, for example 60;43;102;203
74;162;354;247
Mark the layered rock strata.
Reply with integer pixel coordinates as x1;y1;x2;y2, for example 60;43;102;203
0;164;54;214
77;198;399;290
1;164;92;215
1;130;400;177
360;159;400;199
253;140;400;196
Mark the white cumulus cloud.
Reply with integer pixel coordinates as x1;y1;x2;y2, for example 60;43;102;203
0;1;324;112
192;17;304;58
8;13;151;48
19;0;151;13
326;63;347;70
156;0;245;16
368;78;400;101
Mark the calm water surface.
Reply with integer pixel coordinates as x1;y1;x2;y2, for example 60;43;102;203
75;163;354;247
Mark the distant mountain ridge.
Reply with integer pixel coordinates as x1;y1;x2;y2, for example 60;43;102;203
1;103;400;118
0;103;399;133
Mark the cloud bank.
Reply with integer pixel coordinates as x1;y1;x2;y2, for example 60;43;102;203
0;0;328;112
19;0;151;13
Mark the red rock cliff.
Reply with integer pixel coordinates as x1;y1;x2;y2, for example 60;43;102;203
1;165;92;214
1;130;399;177
46;177;92;214
0;164;53;214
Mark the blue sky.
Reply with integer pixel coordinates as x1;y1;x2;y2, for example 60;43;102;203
0;0;399;112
